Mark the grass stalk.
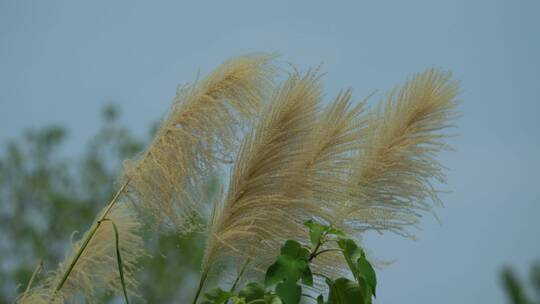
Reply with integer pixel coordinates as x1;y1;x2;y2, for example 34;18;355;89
223;258;251;304
54;179;130;292
192;269;209;304
229;258;251;293
109;220;130;304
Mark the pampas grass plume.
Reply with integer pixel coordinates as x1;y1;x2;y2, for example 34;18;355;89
124;54;275;231
18;202;144;303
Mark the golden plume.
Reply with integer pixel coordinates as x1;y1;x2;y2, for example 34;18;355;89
297;90;371;285
16;288;65;304
339;68;459;236
201;71;323;286
123;54;275;231
18;202;144;303
16;58;460;303
301;89;369;218
17;54;275;303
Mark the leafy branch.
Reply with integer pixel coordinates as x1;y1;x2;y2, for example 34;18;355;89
197;220;377;304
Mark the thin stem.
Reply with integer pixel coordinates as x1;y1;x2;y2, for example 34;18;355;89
101;219;130;304
224;258;251;304
54;179;130;292
310;248;343;260
230;258;251;293
192;269;209;304
21;259;43;301
309;242;322;262
309;232;327;262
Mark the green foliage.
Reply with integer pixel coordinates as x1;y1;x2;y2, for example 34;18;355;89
265;240;313;287
502;262;540;304
202;288;236;304
337;239;376;298
200;220;377;304
304;220;344;248
239;283;266;302
326;278;366;304
357;256;376;298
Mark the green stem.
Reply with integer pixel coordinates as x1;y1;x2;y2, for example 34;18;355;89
102;219;130;304
54;180;130;292
230;258;251;293
192;269;209;304
224;258;252;304
309;232;327;262
309;242;322;262
310;248;343;260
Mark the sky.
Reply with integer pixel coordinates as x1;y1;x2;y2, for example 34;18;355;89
1;0;539;303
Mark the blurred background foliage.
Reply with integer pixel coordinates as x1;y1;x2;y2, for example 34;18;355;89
0;105;537;303
0;105;206;303
501;262;540;304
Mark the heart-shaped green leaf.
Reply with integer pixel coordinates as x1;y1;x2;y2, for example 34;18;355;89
265;240;312;287
280;240;310;259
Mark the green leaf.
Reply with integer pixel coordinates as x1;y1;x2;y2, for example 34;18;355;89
304;220;326;246
327;278;365;304
337;239;364;280
239;282;265;302
336;238;376;302
265;255;305;286
275;281;301;304
316;295;325;304
280;240;310;259
264;240;313;304
201;288;234;304
326;226;345;237
304;220;345;247
301;264;313;286
359;280;372;304
357;256;376;297
265;240;312;287
109;220;129;304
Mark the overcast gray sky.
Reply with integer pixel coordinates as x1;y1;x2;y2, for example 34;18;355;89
1;1;539;303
